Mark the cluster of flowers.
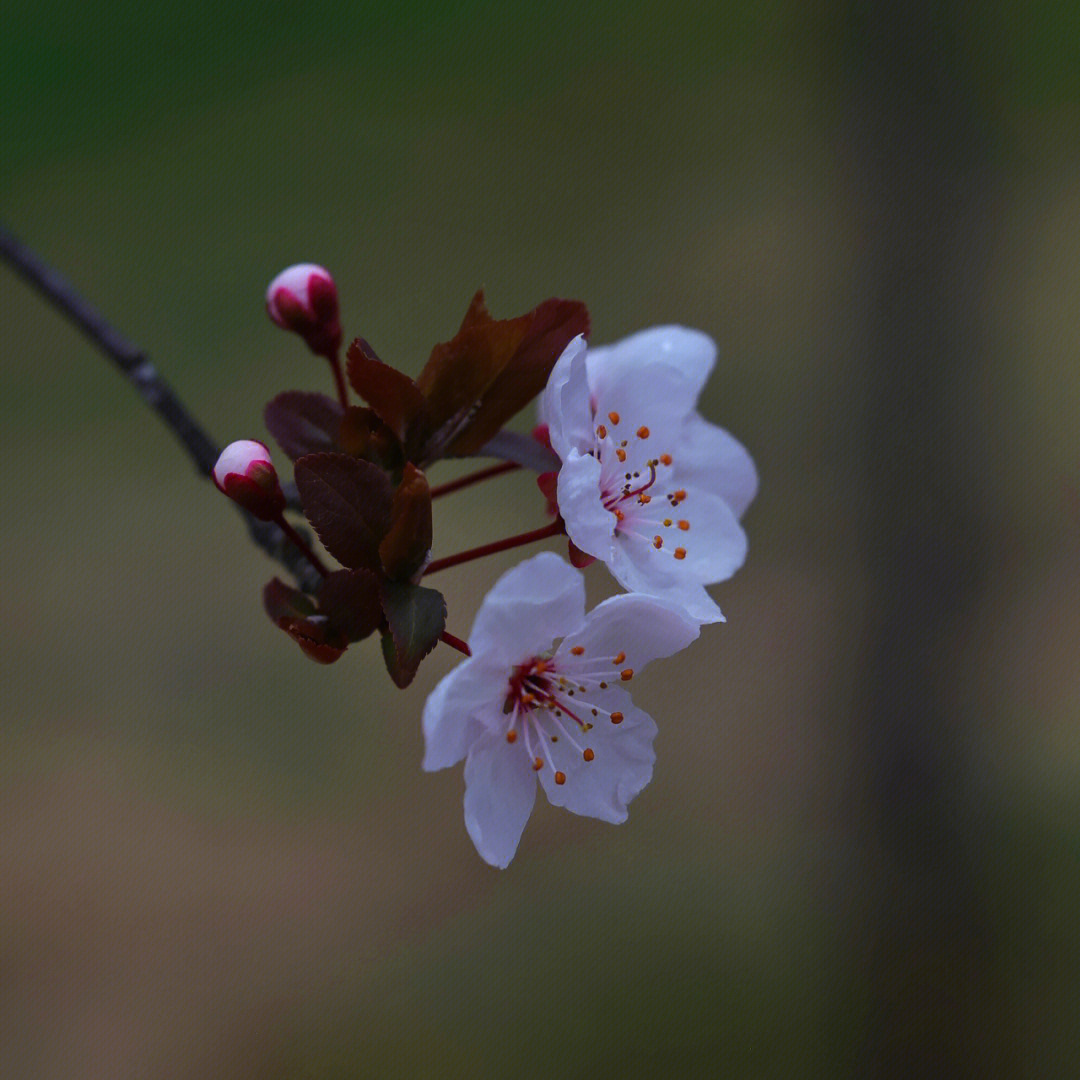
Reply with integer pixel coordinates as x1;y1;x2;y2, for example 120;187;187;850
214;264;756;866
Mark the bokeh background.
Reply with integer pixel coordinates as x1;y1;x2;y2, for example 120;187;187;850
3;1;1079;1076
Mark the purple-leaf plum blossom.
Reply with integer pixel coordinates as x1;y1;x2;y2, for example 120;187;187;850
541;327;757;623
422;552;699;868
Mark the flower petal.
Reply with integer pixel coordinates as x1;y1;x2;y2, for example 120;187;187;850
536;687;656;823
464;730;538;868
556;592;701;673
606;542;728;624
468;552;586;663
422;656;504;771
540;335;593;461
586;326;716;427
617;486;747;586
556;449;616;562
676;414;758;519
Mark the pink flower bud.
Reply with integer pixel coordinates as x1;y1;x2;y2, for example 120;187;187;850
265;263;342;358
213;439;286;520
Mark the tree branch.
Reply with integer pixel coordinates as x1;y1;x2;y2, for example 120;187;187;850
0;222;321;593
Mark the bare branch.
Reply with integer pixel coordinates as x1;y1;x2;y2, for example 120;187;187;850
0;222;321;593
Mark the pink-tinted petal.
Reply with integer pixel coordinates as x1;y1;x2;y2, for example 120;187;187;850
556;592;700;674
676;414;758;519
540;335;593;461
536;687;656;823
618;486;747;587
468;552;585;663
607;545;726;623
422;657;504;771
586;326;716;427
464;731;538;868
556;449;617;561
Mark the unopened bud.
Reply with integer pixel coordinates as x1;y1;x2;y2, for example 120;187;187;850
213;439;286;520
265;263;342;358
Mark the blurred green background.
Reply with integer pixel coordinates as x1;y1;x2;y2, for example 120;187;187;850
3;1;1080;1076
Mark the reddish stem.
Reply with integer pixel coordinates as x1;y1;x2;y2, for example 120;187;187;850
429;461;521;498
423;520;564;576
274;514;331;578
327;353;349;410
440;630;472;656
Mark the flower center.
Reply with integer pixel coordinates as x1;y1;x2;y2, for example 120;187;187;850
502;651;627;783
591;415;690;563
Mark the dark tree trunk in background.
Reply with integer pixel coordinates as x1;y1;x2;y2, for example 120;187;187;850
842;4;1013;1075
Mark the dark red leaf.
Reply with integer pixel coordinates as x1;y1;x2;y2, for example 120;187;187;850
378;580;446;688
318;568;383;642
294;452;393;571
345;338;429;442
282;618;347;664
337;406;404;471
262;578;347;663
442;298;590;457
379;463;433;581
413;290;530;460
264;391;344;461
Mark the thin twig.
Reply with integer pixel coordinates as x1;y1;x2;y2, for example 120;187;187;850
0;222;321;593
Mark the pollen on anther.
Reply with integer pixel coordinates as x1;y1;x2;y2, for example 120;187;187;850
620;668;634;681
521;692;535;705
596;424;607;439
678;519;690;530
612;651;626;665
614;509;625;522
599;681;608;689
653;535;663;548
583;748;595;762
638;493;652;505
506;731;517;743
610;711;624;724
674;547;687;560
608;411;620;425
664;518;673;527
660;453;672;466
570;645;585;656
532;757;543;771
616;448;626;462
555;771;567;785
673;489;687;503
637;425;650;439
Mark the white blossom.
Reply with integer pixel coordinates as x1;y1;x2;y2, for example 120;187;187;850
422;552;699;868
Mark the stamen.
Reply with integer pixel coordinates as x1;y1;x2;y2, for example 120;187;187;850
653;535;663;548
638;493;652;504
570;645;585;656
583;748;595;762
596;424;607;439
533;757;544;771
506;731;517;743
664;518;673;527
612;651;626;665
610;711;624;724
674;547;687;560
555;771;566;785
637;425;650;439
616;448;626;462
660;453;672;466
678;520;690;530
620;668;634;681
608;411;620;424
